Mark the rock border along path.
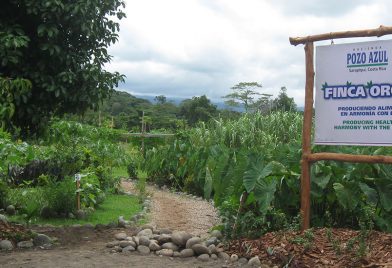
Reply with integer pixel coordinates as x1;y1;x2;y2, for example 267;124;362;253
116;180;266;267
121;180;219;237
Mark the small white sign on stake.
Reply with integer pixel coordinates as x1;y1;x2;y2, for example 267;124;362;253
315;39;392;146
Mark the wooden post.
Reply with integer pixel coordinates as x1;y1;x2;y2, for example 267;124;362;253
76;179;81;210
141;111;145;156
290;25;392;231
301;42;315;231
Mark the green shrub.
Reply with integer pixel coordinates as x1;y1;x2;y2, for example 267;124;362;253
127;161;137;179
0;180;9;208
43;178;76;216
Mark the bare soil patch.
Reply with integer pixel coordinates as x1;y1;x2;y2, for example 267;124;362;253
227;228;392;267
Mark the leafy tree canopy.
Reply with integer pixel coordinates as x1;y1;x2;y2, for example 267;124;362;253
223;82;263;112
0;0;125;134
179;95;217;126
272;87;297;112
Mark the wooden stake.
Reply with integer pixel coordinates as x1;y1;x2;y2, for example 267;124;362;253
307;152;392;164
290;25;392;45
301;42;315;231
76;180;81;210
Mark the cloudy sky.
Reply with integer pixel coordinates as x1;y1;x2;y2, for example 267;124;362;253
107;0;391;106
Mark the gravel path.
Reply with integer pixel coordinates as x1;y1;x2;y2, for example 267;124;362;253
121;180;219;237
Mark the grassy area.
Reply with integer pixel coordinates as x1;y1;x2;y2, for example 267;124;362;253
112;166;128;178
10;194;142;226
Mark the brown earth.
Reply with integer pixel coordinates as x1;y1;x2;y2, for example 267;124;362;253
0;180;228;268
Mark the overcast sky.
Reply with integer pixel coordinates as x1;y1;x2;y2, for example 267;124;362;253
107;0;391;106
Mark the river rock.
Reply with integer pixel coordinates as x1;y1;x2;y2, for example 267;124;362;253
185;237;201;249
239;257;248;265
122;245;135;253
141;224;154;231
211;254;218;260
218;252;230;260
137;228;153;238
139;236;150;247
158;234;171;244
0;214;8;224
192;244;210;255
106;241;120;248
210;230;223;239
230;254;239;262
118;216;128;228
160;248;174;257
171;231;192;247
0;240;13;250
137;245;150;254
173;251;181;257
33;234;51;246
205;236;219;246
180;248;195;258
248;256;261;267
198;254;210;262
149;241;161;251
208;244;218;254
119;240;136;248
133;236;139;246
114;232;127;241
161;242;179;251
6;205;15;215
159;228;172;234
17;240;34;249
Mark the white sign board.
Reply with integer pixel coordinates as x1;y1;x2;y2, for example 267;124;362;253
315;39;392;146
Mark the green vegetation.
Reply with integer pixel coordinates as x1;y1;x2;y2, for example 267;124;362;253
0;0;125;134
142;111;392;238
9;194;141;226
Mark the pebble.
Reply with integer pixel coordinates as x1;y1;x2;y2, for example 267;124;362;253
33;234;51;247
180;248;195;258
132;236;139;246
208;244;218;254
158;234;172;244
137;245;150;255
161;242;179;251
6;205;15;215
171;231;192;247
192;244;210;255
122;245;135;253
119;240;136;248
210;230;223;239
230;254;239;262
17;240;34;249
239;257;248;265
141;224;154;231
149;241;161;251
160;248;174;257
205;236;219;246
114;232;127;241
138;236;150;247
137;229;153;238
185;237;201;249
197;254;210;261
106;241;120;248
0;240;13;251
159;228;172;234
0;214;8;224
218;252;230;260
248;256;261;267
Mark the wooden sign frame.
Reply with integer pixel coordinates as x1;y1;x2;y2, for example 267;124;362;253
289;25;392;230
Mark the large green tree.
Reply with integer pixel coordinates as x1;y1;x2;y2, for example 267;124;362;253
223;82;263;112
179;95;217;126
0;0;125;133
